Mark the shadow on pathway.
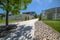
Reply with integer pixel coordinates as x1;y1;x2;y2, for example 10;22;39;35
0;25;32;40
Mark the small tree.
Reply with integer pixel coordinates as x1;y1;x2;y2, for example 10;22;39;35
27;16;29;20
0;0;32;27
39;13;42;21
34;13;37;18
25;16;27;21
25;16;29;21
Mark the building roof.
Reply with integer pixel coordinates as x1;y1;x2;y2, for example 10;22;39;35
22;12;36;15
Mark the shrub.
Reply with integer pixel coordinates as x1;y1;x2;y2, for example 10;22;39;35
38;14;42;21
25;16;29;21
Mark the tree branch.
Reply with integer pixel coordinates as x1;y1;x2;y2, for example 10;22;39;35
1;3;5;7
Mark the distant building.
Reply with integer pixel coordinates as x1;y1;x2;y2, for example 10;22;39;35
23;12;35;16
0;14;5;20
0;12;36;20
41;7;60;20
22;12;36;20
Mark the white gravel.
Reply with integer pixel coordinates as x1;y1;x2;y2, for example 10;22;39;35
0;19;38;40
17;19;38;39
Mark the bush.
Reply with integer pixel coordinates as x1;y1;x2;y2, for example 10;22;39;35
38;14;42;21
34;13;37;18
25;16;29;21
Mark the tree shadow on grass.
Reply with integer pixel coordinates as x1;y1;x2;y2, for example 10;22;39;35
0;24;32;40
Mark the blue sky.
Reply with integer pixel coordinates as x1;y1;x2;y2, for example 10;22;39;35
22;0;60;14
0;0;60;14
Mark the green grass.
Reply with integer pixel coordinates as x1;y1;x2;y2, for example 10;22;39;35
0;20;20;24
0;20;5;23
43;21;60;33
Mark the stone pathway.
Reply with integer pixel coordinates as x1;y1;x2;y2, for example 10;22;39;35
34;21;60;40
0;19;38;40
0;25;33;40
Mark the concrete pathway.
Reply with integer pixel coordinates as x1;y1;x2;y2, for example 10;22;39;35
34;21;60;40
0;19;38;40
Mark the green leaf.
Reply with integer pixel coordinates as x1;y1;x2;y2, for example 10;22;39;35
0;0;32;15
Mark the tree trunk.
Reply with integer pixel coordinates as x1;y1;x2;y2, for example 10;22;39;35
6;0;9;27
6;10;9;27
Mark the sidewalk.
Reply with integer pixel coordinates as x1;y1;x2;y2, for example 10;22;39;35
0;19;38;40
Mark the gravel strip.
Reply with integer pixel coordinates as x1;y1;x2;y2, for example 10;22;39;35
34;21;60;40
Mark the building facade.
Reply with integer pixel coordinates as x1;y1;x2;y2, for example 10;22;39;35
41;7;60;20
0;12;36;21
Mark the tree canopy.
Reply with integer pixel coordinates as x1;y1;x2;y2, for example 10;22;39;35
0;0;32;14
0;0;32;27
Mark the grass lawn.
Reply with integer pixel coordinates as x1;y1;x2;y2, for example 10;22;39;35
0;20;20;25
43;21;60;33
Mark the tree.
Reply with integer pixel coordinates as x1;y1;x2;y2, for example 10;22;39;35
27;16;29;20
0;0;32;27
34;13;37;18
25;16;27;21
39;13;42;21
25;16;29;21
